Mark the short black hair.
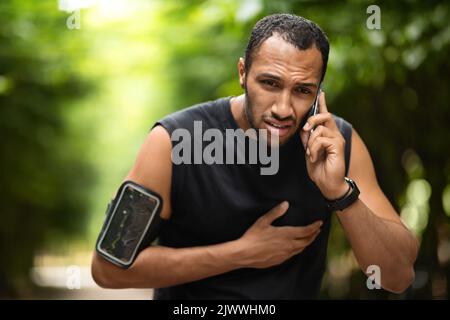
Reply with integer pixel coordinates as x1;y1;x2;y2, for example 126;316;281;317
244;13;330;82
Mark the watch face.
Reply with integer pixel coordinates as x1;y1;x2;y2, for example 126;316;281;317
98;184;160;265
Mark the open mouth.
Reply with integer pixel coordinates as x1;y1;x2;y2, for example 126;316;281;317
263;120;292;138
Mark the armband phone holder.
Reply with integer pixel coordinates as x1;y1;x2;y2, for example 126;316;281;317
96;180;163;269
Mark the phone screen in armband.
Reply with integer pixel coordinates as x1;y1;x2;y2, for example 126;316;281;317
96;181;162;268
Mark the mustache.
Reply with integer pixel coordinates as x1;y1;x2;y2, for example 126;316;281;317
263;114;296;123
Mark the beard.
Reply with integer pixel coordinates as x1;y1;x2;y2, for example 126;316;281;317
243;84;296;147
243;86;257;130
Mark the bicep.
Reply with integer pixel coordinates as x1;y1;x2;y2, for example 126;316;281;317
347;128;403;225
125;125;173;220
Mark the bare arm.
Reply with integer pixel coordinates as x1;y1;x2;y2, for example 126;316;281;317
92;240;244;288
91;125;322;289
337;128;419;293
301;92;418;294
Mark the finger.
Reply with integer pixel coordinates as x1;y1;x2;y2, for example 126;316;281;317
318;91;328;113
308;136;337;163
302;112;337;133
301;114;330;149
306;125;335;156
278;226;315;239
292;229;321;253
300;129;310;149
295;223;322;240
259;201;289;225
285;225;321;240
281;220;323;238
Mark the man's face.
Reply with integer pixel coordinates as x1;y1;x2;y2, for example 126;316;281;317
239;34;323;146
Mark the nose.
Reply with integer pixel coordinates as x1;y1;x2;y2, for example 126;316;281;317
271;90;293;120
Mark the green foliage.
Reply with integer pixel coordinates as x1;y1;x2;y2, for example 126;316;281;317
0;0;95;295
0;0;448;299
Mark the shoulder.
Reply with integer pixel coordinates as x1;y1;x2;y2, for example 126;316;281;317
332;114;353;138
348;127;373;180
332;114;353;174
125;125;173;219
153;97;228;134
332;114;353;156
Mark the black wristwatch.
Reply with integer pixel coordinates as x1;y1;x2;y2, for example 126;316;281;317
325;177;360;211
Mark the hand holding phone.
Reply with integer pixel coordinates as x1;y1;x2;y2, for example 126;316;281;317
309;87;322;133
300;85;322;148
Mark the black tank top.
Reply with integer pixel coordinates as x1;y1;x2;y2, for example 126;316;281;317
152;97;352;299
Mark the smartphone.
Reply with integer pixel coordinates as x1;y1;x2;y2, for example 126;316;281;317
96;181;163;268
301;84;322;132
308;86;322;132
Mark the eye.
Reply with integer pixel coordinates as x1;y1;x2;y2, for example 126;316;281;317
260;79;278;88
296;87;312;95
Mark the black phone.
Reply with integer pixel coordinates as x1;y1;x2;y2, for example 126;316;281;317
96;181;163;268
301;85;322;131
309;87;322;132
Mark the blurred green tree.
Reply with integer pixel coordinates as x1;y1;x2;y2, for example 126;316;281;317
1;0;448;300
0;0;95;296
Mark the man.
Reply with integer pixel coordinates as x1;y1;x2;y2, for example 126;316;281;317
91;14;418;299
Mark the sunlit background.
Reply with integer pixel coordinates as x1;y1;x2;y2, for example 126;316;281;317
0;0;449;299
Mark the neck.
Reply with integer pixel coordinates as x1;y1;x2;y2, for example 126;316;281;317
230;94;251;130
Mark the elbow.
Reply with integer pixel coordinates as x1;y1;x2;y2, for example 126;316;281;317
91;253;121;289
383;267;415;294
91;268;109;289
91;255;110;288
384;237;418;294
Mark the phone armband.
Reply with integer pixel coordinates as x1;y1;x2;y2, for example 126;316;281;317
96;181;163;269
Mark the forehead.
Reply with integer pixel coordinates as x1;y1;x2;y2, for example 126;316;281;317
250;35;323;82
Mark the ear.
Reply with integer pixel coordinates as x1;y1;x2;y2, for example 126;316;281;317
238;57;246;89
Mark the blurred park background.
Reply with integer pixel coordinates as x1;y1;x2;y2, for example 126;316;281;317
0;0;449;299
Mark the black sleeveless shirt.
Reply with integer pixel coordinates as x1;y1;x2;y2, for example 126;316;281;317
152;97;352;299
